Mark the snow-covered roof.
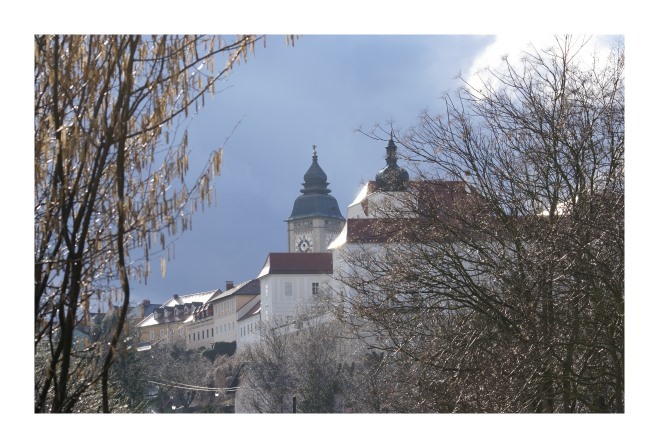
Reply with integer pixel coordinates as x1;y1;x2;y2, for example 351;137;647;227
137;289;221;327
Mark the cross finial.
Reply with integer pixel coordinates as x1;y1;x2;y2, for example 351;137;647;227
312;144;317;158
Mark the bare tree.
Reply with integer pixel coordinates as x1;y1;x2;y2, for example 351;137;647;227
287;317;353;413
212;353;243;412
236;304;366;413
34;35;297;412
143;335;218;413
235;319;296;413
332;36;624;412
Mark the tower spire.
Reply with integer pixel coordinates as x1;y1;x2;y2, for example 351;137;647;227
300;146;329;194
287;144;345;253
375;133;409;191
385;133;398;166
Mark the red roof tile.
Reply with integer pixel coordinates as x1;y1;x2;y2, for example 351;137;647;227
258;252;333;277
345;180;479;244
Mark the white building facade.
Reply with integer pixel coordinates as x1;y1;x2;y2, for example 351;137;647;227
237;301;261;347
185;279;260;350
257;252;333;325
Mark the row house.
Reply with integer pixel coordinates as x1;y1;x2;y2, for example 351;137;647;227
137;290;221;346
185;301;215;349
186;280;260;349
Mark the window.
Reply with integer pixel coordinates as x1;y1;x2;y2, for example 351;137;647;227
285;282;293;297
150;331;155;341
160;329;165;338
211;328;214;337
206;329;209;338
312;282;319;295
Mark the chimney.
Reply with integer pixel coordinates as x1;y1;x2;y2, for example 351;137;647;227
142;299;150;306
226;281;234;291
464;171;472;193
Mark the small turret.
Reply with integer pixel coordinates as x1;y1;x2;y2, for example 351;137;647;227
375;133;409;191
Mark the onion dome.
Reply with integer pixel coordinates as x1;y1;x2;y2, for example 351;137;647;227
375;134;409;191
301;149;330;194
287;147;344;221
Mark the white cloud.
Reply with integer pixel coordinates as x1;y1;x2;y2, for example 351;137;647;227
463;35;621;95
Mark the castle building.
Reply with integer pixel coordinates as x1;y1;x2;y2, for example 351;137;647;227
328;134;473;323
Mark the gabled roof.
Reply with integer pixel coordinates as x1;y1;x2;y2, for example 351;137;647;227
413;180;472;217
207;279;260;304
334;180;477;246
127;302;162;321
237;300;261;323
137;289;221;327
343;218;423;244
362;179;471;213
258;252;333;278
162;289;222;308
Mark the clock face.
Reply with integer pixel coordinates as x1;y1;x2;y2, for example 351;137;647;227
295;234;313;253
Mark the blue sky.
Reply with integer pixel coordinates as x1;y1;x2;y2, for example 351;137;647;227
129;35;497;304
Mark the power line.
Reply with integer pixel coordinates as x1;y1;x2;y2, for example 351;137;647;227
147;379;239;393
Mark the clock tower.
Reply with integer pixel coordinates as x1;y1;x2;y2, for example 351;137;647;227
287;147;345;253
